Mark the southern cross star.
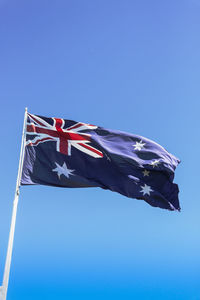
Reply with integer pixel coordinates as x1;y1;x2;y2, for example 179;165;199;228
140;184;153;196
143;169;150;177
133;140;146;151
52;162;74;179
151;159;160;168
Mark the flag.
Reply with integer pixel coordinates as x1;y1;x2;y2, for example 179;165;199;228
21;112;180;211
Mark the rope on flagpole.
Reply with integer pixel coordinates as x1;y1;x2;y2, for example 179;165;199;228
0;108;28;300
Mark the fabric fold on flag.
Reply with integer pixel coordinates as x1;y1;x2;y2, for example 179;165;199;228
21;113;180;211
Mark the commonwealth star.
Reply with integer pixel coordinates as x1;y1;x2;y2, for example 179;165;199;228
52;162;74;179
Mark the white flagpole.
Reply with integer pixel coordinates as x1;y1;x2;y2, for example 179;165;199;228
0;108;28;300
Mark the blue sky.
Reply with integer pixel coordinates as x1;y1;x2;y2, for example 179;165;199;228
0;0;200;299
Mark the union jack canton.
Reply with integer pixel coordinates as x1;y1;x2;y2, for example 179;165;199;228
21;112;180;211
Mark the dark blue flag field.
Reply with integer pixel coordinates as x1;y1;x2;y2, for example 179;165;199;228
21;113;180;211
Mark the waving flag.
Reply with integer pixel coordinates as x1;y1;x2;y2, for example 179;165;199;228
21;113;180;211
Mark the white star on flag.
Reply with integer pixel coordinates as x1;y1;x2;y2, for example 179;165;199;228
133;140;146;151
151;159;160;168
52;162;74;179
140;184;153;196
143;169;150;177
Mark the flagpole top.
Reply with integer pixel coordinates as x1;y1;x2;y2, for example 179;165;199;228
25;107;28;112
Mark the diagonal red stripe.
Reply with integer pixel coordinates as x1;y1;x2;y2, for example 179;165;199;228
28;113;45;127
79;143;103;157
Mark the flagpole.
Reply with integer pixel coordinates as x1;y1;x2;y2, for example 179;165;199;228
0;108;28;300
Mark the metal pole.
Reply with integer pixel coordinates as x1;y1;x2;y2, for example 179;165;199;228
0;108;28;300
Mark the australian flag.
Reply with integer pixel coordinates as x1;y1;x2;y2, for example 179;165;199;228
21;113;180;211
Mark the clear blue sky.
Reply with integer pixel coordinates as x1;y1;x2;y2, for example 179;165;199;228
0;0;199;299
